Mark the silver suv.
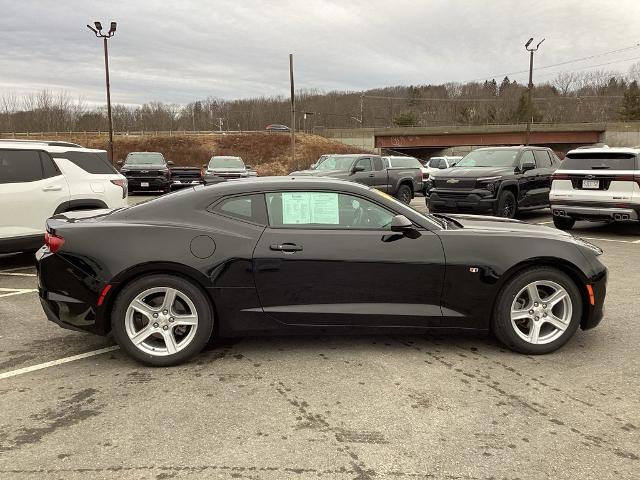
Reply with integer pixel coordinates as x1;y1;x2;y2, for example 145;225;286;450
550;146;640;229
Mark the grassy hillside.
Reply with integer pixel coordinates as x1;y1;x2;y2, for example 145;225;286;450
49;132;369;176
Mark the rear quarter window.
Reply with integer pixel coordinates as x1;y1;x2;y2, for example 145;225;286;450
58;151;118;174
560;153;637;171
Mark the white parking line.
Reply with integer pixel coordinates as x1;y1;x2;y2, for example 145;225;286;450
0;266;35;273
581;236;640;245
0;272;37;277
0;288;38;298
0;346;120;380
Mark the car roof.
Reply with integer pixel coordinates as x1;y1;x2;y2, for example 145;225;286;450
0;139;83;148
0;140;106;154
127;151;164;155
198;176;371;195
474;146;548;151
566;146;640;155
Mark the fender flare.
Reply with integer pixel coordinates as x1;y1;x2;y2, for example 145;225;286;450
54;199;109;215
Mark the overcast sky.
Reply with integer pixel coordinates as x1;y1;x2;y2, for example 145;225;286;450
1;0;640;106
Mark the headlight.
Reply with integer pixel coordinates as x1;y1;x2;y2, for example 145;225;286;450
476;176;501;193
573;236;603;256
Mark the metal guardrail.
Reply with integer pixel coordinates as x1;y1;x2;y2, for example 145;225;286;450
0;130;274;138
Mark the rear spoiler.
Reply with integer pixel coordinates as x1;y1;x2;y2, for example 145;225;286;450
46;209;115;233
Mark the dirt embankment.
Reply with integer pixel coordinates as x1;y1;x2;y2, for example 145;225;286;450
48;132;369;176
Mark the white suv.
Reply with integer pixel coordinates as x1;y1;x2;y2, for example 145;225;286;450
0;140;127;253
550;146;640;230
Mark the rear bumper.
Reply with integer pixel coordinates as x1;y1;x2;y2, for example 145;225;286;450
428;190;497;213
36;249;108;335
552;203;639;222
171;178;202;189
0;234;43;254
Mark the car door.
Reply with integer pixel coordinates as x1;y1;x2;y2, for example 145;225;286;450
516;150;538;207
0;149;69;239
533;150;555;206
253;190;445;328
349;157;377;187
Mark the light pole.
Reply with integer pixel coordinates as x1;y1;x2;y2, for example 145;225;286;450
289;54;296;170
87;21;117;164
524;37;544;145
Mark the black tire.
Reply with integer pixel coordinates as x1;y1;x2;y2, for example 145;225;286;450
553;216;575;230
491;267;582;355
496;190;517;218
111;274;214;367
395;184;413;205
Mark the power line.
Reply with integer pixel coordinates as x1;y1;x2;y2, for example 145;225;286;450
467;42;640;83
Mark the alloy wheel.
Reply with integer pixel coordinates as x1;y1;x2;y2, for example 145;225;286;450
510;280;572;345
124;287;199;356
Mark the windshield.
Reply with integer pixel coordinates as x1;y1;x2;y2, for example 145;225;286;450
125;152;165;165
561;153;637;170
209;157;245;169
315;156;358;171
455;150;518;168
387;157;421;168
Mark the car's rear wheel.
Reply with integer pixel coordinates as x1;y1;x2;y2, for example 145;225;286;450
396;184;413;205
553;216;575;230
111;274;213;366
492;267;582;354
496;190;517;218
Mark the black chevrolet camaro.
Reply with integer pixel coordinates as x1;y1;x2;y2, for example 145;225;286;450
36;177;607;366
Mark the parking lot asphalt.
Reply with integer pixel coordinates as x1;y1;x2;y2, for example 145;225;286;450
0;193;638;479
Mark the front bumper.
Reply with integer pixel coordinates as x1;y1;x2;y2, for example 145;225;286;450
126;176;171;191
552;203;639;222
428;189;497;213
582;264;607;330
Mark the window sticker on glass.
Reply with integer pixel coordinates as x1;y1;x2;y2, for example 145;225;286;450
282;192;339;225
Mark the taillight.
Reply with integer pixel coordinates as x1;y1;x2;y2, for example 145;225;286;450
44;232;65;253
111;179;128;199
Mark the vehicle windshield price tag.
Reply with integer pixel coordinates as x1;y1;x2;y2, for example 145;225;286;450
582;179;599;189
282;192;339;225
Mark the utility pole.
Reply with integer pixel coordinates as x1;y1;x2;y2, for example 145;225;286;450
87;21;117;164
360;93;364;127
524;37;544;145
289;53;296;170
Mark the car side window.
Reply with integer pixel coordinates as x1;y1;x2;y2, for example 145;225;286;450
534;150;552;168
59;151;118;174
373;157;384;170
212;194;267;225
0;149;44;184
40;152;61;179
355;158;372;172
520;150;536;168
266;192;394;230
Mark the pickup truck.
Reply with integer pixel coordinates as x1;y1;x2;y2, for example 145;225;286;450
118;152;173;194
169;165;202;190
290;154;422;204
203;156;257;179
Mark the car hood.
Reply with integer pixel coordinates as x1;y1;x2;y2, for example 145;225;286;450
433;166;514;179
121;164;167;171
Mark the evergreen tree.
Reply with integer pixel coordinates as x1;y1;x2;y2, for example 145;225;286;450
621;81;640;120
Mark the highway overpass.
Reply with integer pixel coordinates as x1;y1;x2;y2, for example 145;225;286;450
318;122;640;159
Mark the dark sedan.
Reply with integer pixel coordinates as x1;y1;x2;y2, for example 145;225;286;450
36;177;607;366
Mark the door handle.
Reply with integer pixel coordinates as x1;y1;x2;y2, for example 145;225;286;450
270;243;303;253
42;185;62;192
368;173;375;177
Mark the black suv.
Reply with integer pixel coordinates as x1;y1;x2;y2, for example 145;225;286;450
118;152;173;194
427;146;560;218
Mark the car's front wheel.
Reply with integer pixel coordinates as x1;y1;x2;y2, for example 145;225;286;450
492;267;582;354
496;190;517;218
111;274;214;366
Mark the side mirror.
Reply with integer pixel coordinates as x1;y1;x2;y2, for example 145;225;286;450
351;165;365;174
310;163;317;169
117;160;123;166
521;161;535;172
390;214;413;232
245;164;252;169
201;163;207;168
167;160;174;166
